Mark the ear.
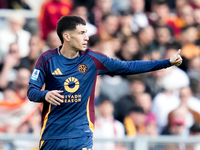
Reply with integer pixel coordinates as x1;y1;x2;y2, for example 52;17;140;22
63;32;70;42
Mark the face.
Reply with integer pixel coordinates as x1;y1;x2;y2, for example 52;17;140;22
66;24;89;51
180;5;194;25
179;87;192;102
102;16;119;35
47;30;62;49
98;101;114;118
156;28;171;44
16;68;31;88
130;0;144;13
136;94;152;113
72;6;88;21
9;43;20;59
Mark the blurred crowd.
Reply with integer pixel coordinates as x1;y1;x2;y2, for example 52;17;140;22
0;0;200;149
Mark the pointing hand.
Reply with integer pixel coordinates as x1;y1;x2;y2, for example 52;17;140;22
170;49;183;66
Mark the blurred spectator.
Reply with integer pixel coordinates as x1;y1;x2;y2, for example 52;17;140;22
189;0;200;9
71;3;97;37
19;35;41;72
162;109;187;136
166;87;200;137
129;0;149;33
100;75;130;103
176;4;195;28
99;40;119;58
149;0;181;38
94;76;103;106
12;68;31;99
116;35;144;61
28;108;41;134
179;86;200;115
98;13;119;41
114;76;146;123
135;92;155;115
0;0;30;9
151;89;180;134
42;30;62;52
0;68;40;133
46;31;61;50
0;43;21;90
187;56;200;99
144;70;165;98
88;34;101;52
151;25;182;58
180;25;200;60
91;0;116;27
0;12;31;60
194;8;200;41
123;105;146;137
135;93;158;136
137;25;156;53
94;98;125;150
38;0;73;40
163;109;195;150
117;11;132;39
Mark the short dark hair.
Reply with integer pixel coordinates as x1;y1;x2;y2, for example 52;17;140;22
56;15;86;44
128;105;146;115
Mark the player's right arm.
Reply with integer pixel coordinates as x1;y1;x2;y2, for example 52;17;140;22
27;84;63;106
27;51;63;106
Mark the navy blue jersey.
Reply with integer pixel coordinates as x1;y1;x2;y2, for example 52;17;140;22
28;46;171;140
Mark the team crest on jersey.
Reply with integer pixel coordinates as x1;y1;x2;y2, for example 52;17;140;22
78;64;88;73
31;69;40;80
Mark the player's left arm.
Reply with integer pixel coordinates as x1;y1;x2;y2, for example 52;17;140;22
97;49;182;75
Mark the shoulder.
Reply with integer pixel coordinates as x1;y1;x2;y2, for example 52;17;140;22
81;49;107;58
35;48;58;68
41;48;58;58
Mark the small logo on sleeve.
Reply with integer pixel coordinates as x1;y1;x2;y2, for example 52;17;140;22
31;69;40;80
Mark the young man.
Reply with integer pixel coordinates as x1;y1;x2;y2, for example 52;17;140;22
27;16;182;150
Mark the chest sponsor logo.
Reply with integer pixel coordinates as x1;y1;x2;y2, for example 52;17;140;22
31;69;40;80
64;77;79;93
78;64;88;73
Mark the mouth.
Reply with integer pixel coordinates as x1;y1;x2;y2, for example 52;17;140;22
83;43;87;47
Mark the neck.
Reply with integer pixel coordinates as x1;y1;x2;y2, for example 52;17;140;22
60;44;79;59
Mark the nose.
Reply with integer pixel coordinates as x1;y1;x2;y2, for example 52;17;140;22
85;35;89;41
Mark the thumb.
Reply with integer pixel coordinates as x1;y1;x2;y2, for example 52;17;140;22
176;49;181;55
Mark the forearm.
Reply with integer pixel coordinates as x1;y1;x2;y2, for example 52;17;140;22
128;59;172;74
27;84;48;102
108;59;172;75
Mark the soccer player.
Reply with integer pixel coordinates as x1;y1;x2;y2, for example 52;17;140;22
27;16;182;150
